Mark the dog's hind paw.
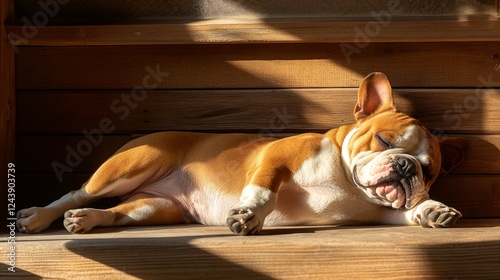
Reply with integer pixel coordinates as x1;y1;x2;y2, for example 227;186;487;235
64;208;99;234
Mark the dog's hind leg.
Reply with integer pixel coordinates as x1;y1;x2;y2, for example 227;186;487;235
17;169;170;234
64;193;187;233
17;134;179;234
16;167;147;234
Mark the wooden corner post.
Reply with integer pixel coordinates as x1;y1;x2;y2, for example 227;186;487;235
1;0;15;223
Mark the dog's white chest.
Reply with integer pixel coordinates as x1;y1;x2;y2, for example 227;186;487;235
263;138;362;225
292;138;344;188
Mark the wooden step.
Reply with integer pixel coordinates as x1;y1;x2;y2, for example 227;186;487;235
3;219;500;279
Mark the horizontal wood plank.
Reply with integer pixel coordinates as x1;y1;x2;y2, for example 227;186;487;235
14;0;499;22
450;135;500;174
3;222;500;279
429;175;500;218
16;135;132;173
15;135;500;175
15;172;500;218
15;43;500;89
16;89;500;134
6;18;500;46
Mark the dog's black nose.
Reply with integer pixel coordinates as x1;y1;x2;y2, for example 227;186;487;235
396;157;416;177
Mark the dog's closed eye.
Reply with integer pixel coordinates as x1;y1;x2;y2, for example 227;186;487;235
375;133;392;149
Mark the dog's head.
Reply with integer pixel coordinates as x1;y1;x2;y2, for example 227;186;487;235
342;72;467;209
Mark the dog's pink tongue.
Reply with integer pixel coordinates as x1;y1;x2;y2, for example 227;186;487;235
375;183;405;207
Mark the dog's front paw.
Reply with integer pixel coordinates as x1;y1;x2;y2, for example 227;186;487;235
416;201;462;228
227;208;263;235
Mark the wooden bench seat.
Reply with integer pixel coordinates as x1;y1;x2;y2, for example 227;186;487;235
3;219;500;279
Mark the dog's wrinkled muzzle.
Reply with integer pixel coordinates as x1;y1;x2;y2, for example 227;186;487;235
352;153;428;209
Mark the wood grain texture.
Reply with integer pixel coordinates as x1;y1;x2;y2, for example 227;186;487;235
2;221;500;279
16;89;500;134
429;175;500;218
6;17;500;46
15;43;500;89
12;1;499;22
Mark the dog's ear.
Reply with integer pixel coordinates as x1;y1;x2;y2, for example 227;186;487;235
439;137;468;175
354;72;396;121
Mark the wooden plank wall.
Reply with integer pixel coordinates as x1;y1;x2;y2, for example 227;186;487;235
15;41;500;218
8;0;499;220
